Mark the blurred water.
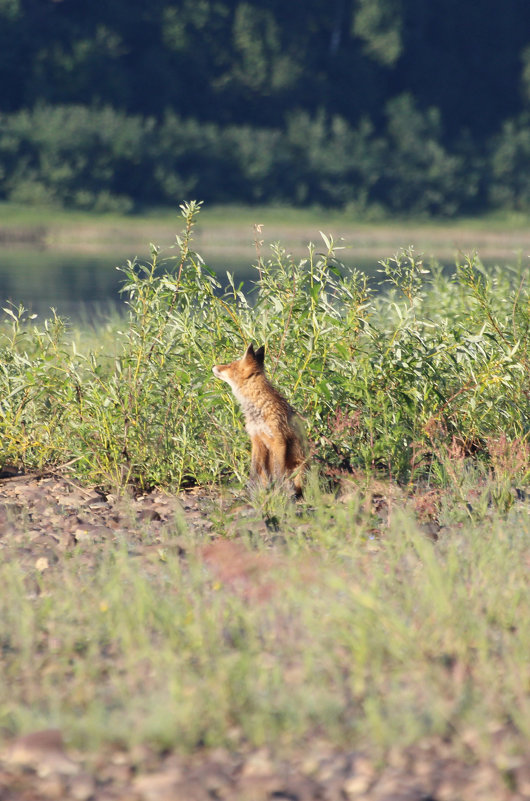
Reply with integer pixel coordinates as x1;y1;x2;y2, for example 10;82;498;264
0;247;386;320
0;248;126;321
0;244;502;322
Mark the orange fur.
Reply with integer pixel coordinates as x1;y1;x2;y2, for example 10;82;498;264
212;344;307;495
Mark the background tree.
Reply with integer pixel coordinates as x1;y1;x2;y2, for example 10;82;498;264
1;0;530;214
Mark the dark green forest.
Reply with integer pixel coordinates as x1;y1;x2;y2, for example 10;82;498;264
2;0;530;215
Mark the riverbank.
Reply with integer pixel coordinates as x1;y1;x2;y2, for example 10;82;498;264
3;202;530;263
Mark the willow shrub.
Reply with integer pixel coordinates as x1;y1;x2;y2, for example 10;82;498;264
0;201;528;491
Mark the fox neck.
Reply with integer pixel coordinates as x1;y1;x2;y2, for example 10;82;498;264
228;371;267;409
232;372;276;437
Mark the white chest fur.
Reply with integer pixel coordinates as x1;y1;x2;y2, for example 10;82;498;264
224;379;273;438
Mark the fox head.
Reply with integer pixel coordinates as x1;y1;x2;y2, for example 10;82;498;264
212;343;265;391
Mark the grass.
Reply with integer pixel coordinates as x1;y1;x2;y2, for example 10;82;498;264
4;197;530;229
0;487;529;760
0;200;529;763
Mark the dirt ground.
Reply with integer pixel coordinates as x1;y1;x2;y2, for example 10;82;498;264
0;472;529;801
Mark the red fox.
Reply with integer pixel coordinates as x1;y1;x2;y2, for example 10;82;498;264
213;343;308;496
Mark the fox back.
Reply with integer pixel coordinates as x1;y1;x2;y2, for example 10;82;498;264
212;343;307;494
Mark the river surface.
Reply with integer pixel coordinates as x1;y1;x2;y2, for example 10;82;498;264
0;246;384;320
0;242;521;322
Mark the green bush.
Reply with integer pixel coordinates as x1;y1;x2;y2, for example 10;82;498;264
0;103;482;215
0;105;149;210
382;94;479;216
0;202;528;494
489;113;530;210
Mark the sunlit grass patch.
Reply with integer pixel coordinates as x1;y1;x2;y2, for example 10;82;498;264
0;493;529;756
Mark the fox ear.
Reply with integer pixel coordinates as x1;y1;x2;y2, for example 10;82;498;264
244;343;255;359
254;345;265;365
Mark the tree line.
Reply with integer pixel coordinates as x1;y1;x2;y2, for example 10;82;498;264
1;0;530;216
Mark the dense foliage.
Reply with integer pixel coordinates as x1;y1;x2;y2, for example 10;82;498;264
1;0;530;214
0;202;528;501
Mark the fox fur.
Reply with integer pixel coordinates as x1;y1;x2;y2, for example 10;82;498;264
212;343;307;495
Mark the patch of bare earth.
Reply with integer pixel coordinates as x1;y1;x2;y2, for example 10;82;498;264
1;728;529;801
0;471;212;571
0;474;529;800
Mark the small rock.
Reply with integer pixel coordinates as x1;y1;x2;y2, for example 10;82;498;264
133;770;181;801
7;729;78;776
0;464;22;478
69;772;96;800
137;508;162;523
369;772;427;801
343;772;373;797
73;527;95;543
240;749;275;779
36;773;66;798
514;762;530;795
